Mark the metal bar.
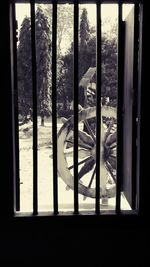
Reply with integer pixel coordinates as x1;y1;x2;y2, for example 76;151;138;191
138;2;149;215
30;1;38;215
116;2;123;214
95;2;101;214
136;3;143;212
52;1;58;215
132;3;139;210
12;2;20;212
73;1;79;214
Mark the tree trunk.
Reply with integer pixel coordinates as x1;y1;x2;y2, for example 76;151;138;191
41;115;44;126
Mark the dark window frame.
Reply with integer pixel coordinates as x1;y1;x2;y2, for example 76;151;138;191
1;0;148;231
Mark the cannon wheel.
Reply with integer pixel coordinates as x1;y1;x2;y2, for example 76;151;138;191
57;106;116;199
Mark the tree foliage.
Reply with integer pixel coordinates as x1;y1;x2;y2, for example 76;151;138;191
17;6;118;121
35;7;52;123
45;4;73;57
57;10;118;110
17;7;52;124
79;8;91;80
101;18;118;106
17;17;32;118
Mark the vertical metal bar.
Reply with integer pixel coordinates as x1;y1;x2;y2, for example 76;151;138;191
30;1;38;215
1;1;14;217
74;1;79;214
138;2;147;215
132;3;139;210
136;3;143;212
12;2;20;212
96;2;101;214
52;1;58;215
116;2;123;214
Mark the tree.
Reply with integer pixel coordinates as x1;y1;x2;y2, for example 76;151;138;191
80;8;90;47
17;7;52;126
43;4;74;116
35;7;52;125
79;8;91;80
45;4;73;57
101;18;118;106
58;13;118;109
57;8;92;111
17;17;32;118
57;43;74;114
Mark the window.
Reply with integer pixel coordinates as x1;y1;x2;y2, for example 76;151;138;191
9;0;144;217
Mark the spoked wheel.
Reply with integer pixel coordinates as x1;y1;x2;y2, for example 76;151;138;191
57;106;116;199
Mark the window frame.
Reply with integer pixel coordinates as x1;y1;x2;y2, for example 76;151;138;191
1;0;148;230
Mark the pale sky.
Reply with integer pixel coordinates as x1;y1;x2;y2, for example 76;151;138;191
16;3;133;31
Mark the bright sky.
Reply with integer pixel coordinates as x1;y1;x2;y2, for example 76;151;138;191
85;4;133;23
16;3;133;30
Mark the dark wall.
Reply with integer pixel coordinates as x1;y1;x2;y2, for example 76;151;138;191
0;1;149;264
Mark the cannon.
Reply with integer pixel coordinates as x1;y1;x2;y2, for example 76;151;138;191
57;67;117;199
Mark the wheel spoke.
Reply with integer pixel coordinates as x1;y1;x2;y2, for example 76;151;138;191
65;140;73;146
64;148;92;159
110;149;116;157
65;139;92;150
107;158;116;170
105;161;116;183
78;130;95;147
78;141;93;150
84;119;96;143
109;154;116;159
78;149;92;159
66;129;95;148
105;132;116;146
83;166;96;200
87;166;96;188
109;144;117;149
78;158;95;180
68;156;92;170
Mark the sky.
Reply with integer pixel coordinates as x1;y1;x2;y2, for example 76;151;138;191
16;3;133;54
16;3;133;30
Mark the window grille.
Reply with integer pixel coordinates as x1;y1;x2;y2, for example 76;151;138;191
11;0;142;216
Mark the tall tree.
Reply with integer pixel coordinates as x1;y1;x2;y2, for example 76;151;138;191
101;18;118;106
57;43;74;107
80;8;90;48
79;8;91;80
35;7;52;125
42;4;74;116
17;7;52;125
17;17;32;118
45;4;73;57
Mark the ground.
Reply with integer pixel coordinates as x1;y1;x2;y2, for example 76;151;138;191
19;116;130;212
